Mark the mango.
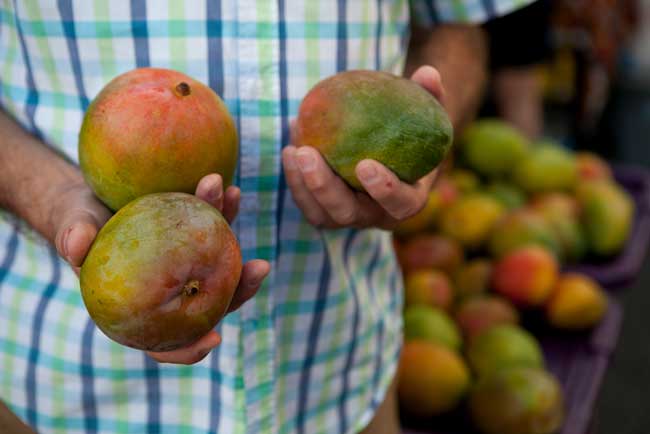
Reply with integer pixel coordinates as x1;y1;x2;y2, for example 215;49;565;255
461;119;529;177
439;193;505;249
455;295;519;341
395;234;464;274
513;142;577;193
577;180;634;256
79;68;238;211
294;70;453;190
485;181;527;210
449;168;480;194
80;193;242;352
530;192;580;220
546;273;608;330
492;246;558;307
576;151;612;181
404;269;453;311
488;209;562;259
467;324;544;378
404;305;462;351
452;259;493;300
470;367;564;434
398;340;470;417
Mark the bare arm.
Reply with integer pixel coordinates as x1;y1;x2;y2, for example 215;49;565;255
405;24;489;132
0;111;96;244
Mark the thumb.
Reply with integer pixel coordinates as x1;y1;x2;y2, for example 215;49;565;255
410;65;446;105
54;209;102;268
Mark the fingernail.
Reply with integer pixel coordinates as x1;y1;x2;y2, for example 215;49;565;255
284;151;297;170
358;162;380;185
197;348;211;360
296;149;315;172
63;226;73;259
208;185;222;202
248;275;263;289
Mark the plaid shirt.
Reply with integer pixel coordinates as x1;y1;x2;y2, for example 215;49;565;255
0;1;531;433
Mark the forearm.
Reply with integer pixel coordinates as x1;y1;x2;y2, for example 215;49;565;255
405;24;488;132
0;110;83;242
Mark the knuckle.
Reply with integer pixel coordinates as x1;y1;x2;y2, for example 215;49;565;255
306;175;328;195
306;212;326;227
333;207;357;226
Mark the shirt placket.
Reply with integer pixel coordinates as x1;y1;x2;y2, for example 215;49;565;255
234;0;281;433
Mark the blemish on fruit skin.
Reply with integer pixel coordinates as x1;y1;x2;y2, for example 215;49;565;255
176;82;191;96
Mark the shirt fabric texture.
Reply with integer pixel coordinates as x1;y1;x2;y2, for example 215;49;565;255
0;1;531;433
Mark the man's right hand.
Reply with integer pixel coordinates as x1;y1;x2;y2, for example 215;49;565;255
48;174;270;365
1;108;268;366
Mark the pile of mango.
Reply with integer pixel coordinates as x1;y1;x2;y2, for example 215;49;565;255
394;119;631;434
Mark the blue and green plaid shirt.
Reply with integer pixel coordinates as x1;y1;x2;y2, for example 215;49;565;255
0;1;531;433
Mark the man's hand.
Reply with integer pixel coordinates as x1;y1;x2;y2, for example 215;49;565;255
282;65;445;230
49;174;270;365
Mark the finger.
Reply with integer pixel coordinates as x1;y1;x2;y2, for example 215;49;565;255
222;186;240;224
356;159;428;220
195;173;224;211
147;330;221;365
294;146;361;226
410;65;446;104
54;209;101;267
282;146;332;227
353;192;400;230
227;259;271;313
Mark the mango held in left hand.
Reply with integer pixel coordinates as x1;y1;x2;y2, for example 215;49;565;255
294;70;453;190
79;67;238;211
80;193;242;352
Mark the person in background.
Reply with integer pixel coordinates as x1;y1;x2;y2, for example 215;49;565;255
0;1;533;433
484;0;553;139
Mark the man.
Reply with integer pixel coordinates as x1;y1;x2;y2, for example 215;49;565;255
0;1;531;433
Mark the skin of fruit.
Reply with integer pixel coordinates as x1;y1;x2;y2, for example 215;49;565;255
575;151;612;181
395;234;464;274
398;340;470;417
439;193;505;249
404;269;454;311
485;181;527;210
294;70;453;190
470;367;565;434
461;118;529;177
466;324;544;378
454;295;519;341
546;273;608;330
513;143;578;194
492;246;559;307
80;193;242;352
452;259;493;300
403;305;462;351
577;180;634;256
488;209;563;260
79;67;238;211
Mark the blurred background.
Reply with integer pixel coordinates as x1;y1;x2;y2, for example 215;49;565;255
401;1;650;433
483;0;650;431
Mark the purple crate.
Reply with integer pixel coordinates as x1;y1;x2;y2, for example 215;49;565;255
402;298;624;434
565;165;650;289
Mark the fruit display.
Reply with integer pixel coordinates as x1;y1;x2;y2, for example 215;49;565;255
469;367;564;434
394;118;630;434
294;70;453;190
